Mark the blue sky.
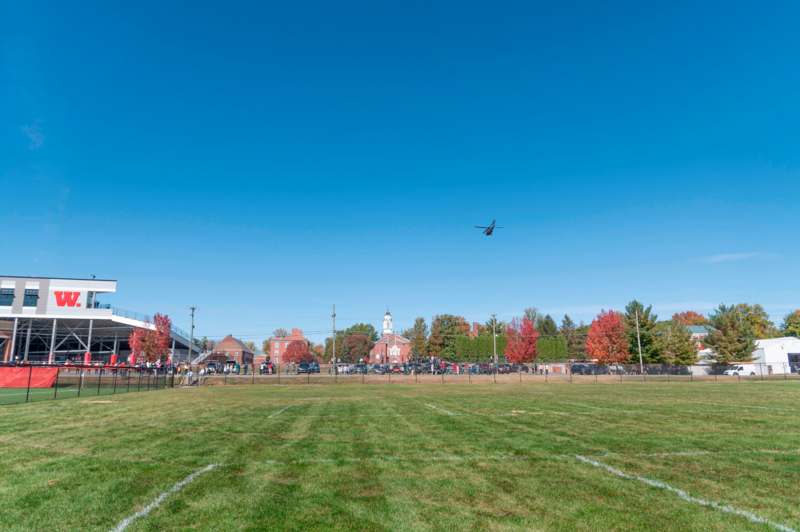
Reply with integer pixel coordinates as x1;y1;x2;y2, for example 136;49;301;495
3;1;799;343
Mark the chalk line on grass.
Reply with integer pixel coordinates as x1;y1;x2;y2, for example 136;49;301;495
111;464;218;532
575;455;796;532
424;403;457;416
268;405;292;418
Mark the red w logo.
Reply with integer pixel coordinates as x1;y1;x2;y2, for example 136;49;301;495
54;291;81;307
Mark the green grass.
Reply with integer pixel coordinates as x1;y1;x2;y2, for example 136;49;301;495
0;382;799;531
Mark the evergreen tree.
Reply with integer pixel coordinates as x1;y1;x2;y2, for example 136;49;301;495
536;314;558;336
653;321;697;365
624;300;661;363
705;304;757;365
560;315;585;360
403;317;429;360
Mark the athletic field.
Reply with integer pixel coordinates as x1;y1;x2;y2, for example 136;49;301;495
1;382;798;531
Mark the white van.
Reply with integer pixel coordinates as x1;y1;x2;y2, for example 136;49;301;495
722;364;758;376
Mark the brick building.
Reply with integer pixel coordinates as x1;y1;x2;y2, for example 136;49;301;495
207;335;254;366
369;311;412;364
269;328;306;365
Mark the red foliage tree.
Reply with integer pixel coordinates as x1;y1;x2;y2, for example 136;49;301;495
284;340;314;363
672;311;708;326
504;317;539;363
128;313;172;363
586;310;629;364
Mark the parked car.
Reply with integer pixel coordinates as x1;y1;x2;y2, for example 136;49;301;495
297;362;320;374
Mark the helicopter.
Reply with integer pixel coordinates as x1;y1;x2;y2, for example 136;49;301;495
474;219;503;236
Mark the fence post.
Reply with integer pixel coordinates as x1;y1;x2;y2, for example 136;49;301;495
595;372;598;384
224;372;227;385
784;363;788;381
252;369;255;385
138;371;142;391
97;368;103;395
78;370;83;397
54;367;60;399
760;363;764;381
113;370;118;394
307;372;310;385
25;365;33;403
441;371;444;385
569;369;573;384
519;368;522;383
127;371;131;392
362;372;365;385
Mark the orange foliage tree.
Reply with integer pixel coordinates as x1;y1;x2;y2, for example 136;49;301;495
284;340;314;363
586;310;628;364
128;313;172;363
505;317;539;363
672;311;708;326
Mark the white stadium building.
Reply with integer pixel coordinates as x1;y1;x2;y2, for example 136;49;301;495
0;276;199;364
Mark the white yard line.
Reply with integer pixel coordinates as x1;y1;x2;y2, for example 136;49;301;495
424;403;457;416
110;464;218;532
575;455;796;532
268;405;292;418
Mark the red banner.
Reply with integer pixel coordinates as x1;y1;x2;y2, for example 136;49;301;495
0;367;59;388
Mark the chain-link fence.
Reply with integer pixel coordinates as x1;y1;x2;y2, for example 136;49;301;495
0;364;174;406
190;361;800;386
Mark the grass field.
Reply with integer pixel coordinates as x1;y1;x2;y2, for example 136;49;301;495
1;382;798;531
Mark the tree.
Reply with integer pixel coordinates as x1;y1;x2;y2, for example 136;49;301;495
244;341;257;352
272;328;289;338
560;315;586;360
586;310;628;364
672;311;708;326
427;315;469;359
284;340;314;363
262;339;271;354
129;313;172;363
535;314;558;337
343;333;373;362
505;317;539;363
343;323;379;342
704;304;757;365
653;321;697;365
624;300;660;363
781;310;800;337
403;317;428;359
734;304;778;339
524;307;539;324
537;336;568;362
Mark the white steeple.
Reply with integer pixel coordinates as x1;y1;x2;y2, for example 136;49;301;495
382;310;393;336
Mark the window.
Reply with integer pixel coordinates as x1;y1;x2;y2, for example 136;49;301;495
23;289;39;307
0;289;13;306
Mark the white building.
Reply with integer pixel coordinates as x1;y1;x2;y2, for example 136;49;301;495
0;276;199;364
752;337;800;374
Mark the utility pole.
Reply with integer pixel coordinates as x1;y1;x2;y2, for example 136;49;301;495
635;309;644;376
331;304;337;375
491;313;498;366
188;306;196;364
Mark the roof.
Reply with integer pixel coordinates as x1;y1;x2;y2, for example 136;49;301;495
687;325;712;335
755;337;800;348
375;333;410;344
213;335;255;354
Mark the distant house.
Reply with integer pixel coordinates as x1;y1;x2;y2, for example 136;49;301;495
687;325;712;350
269;328;306;365
208;335;254;367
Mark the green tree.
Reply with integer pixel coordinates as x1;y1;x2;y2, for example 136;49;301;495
537;336;567;362
427;315;469;359
560;315;585;360
734;304;778;339
653;321;697;365
403;317;428;359
705;304;757;365
624;300;661;363
524;307;539;324
781;310;800;337
261;339;271;354
343;323;379;342
535;314;558;336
